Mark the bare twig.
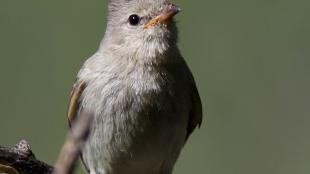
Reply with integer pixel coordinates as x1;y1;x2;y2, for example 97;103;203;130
52;111;92;174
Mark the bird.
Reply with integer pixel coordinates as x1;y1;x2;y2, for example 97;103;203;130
67;0;202;174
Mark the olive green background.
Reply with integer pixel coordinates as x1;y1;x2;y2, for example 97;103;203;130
1;0;310;174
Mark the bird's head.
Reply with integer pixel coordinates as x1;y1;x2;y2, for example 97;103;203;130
102;0;180;60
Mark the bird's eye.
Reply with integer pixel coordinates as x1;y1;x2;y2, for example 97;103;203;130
128;14;140;26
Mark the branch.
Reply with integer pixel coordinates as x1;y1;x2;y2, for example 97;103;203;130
53;111;92;174
0;111;92;174
0;140;53;174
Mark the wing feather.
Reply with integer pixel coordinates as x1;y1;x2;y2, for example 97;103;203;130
67;80;86;126
186;84;203;140
67;80;90;173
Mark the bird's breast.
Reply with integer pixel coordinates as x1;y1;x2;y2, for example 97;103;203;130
79;59;192;173
81;64;188;159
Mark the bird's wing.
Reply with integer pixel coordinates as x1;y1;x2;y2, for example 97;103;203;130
67;80;90;173
67;80;86;126
185;82;203;140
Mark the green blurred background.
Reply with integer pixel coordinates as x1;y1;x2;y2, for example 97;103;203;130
1;0;310;173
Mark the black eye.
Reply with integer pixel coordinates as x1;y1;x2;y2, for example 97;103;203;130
128;14;140;26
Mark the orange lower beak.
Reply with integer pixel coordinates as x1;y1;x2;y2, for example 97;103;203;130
144;4;181;29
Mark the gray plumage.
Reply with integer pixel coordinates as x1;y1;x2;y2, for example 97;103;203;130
67;0;202;174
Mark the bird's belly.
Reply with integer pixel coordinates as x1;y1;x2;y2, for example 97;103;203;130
82;88;189;174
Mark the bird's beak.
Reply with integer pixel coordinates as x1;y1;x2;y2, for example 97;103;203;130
144;4;181;29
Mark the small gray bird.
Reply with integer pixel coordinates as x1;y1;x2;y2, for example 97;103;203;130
67;0;202;174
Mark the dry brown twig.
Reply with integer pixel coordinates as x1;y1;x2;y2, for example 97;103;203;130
53;111;92;174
